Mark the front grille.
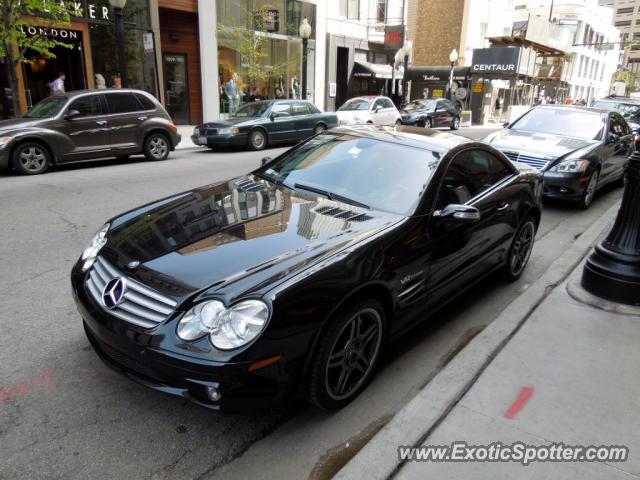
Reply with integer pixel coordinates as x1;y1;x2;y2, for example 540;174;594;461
203;128;218;135
503;151;550;171
86;256;178;329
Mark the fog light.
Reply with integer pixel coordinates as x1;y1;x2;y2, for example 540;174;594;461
206;384;221;402
560;187;568;193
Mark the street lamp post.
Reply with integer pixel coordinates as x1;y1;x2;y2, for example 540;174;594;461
581;151;640;305
448;48;458;101
299;17;312;100
401;41;412;106
109;0;128;88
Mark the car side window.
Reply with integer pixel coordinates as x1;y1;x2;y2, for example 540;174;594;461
69;95;103;117
272;103;291;116
134;93;156;111
105;92;143;114
610;113;629;135
373;99;385;110
436;150;513;208
382;98;394;109
291;102;311;115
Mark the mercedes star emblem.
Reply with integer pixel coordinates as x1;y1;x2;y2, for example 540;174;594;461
102;277;127;309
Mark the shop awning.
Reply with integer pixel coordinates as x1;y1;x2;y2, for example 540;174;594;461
405;66;472;82
353;61;403;80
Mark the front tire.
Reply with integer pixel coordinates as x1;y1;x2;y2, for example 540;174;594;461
579;170;599;210
307;298;385;410
450;116;460;130
12;142;51;175
248;129;267;151
504;216;536;282
144;133;170;161
314;123;327;135
424;117;433;129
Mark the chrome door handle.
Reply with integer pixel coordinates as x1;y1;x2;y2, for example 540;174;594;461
96;120;108;126
497;202;510;211
138;116;148;121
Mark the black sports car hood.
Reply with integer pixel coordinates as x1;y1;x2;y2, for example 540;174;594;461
486;129;598;159
101;176;403;298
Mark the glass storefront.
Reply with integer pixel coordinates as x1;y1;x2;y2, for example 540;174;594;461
216;0;316;117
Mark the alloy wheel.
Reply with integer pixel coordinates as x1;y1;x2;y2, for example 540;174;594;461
149;136;168;160
325;307;383;401
510;221;535;277
451;117;460;130
18;145;47;173
425;118;432;128
250;130;266;150
582;171;599;208
314;124;326;135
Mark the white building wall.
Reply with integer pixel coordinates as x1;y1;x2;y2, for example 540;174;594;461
460;0;516;66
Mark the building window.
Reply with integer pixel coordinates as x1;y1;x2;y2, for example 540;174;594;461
617;7;634;14
615;20;632;27
348;0;359;19
376;0;387;23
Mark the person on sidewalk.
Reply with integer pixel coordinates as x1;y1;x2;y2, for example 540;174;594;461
49;72;66;95
493;96;502;122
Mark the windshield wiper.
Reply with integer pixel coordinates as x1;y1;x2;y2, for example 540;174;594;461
294;183;370;209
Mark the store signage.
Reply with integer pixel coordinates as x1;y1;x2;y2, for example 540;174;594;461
38;1;111;22
20;25;80;40
471;47;519;74
384;25;404;50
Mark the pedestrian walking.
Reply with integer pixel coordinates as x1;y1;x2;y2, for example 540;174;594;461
493;96;502;122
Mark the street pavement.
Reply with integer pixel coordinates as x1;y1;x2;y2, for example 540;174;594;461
0;128;625;479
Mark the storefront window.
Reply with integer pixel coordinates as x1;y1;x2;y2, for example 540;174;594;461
217;0;316;117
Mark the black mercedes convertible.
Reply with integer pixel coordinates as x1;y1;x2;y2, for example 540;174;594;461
71;126;542;411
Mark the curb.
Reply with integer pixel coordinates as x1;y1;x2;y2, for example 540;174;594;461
334;201;621;480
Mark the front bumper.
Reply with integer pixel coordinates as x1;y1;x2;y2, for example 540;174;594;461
400;117;422;126
71;266;293;412
542;170;589;200
191;133;247;147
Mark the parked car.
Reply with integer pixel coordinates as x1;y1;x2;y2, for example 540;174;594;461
591;96;640;149
72;125;542;412
485;105;630;209
399;98;461;130
0;89;180;175
192;100;338;151
336;96;401;126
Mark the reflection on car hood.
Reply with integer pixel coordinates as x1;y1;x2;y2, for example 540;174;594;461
102;176;403;299
486;129;598;159
0;117;47;132
199;117;257;128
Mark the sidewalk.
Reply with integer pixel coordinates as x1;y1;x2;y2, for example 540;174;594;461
336;201;640;479
176;125;200;150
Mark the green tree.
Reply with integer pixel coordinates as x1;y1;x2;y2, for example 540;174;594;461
613;69;637;94
1;0;73;116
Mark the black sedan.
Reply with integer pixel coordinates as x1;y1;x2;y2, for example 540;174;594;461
485;105;630;209
71;126;542;411
192;100;338;151
399;98;461;130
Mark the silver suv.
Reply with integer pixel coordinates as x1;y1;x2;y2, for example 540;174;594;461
0;89;181;175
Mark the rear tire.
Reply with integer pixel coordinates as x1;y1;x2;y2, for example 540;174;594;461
503;216;536;282
314;123;327;135
307;298;385;410
12;142;51;175
248;129;267;151
144;133;170;161
425;117;432;129
450;116;460;130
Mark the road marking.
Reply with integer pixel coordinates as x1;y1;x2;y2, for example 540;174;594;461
504;386;534;419
0;368;55;404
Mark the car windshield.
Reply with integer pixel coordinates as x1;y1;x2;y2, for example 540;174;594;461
234;102;271;118
592;100;640;123
510;108;605;140
25;96;68;118
403;100;435;112
338;99;372;111
255;133;440;215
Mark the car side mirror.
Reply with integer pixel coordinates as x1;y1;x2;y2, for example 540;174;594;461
261;156;272;166
503;122;509;128
433;204;481;223
374;106;381;113
65;109;81;120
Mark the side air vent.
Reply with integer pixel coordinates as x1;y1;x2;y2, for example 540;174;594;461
313;205;373;222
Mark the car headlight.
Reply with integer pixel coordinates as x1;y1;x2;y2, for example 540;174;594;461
81;223;110;271
551;159;590;173
194;128;200;136
177;299;270;350
0;136;13;148
218;127;240;135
